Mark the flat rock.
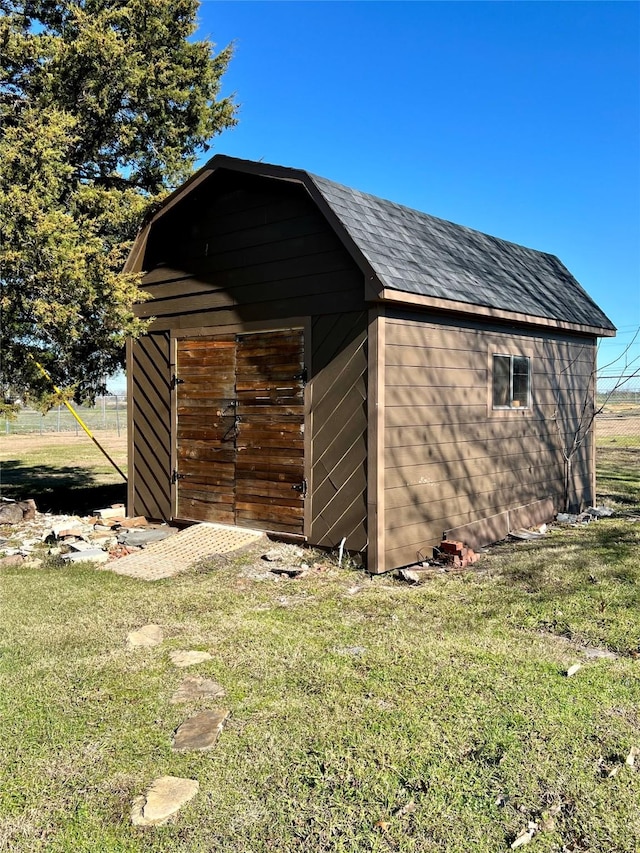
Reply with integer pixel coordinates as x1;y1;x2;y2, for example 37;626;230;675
61;548;109;564
131;775;199;826
0;554;24;568
171;675;225;703
169;649;213;667
118;527;177;547
172;709;229;751
0;504;24;525
127;624;164;648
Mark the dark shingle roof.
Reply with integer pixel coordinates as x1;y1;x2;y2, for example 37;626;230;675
309;172;615;332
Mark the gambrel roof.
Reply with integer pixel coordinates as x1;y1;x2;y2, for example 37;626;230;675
128;155;615;336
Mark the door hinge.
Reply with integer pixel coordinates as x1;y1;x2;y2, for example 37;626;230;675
172;375;184;389
172;469;186;483
292;478;308;498
294;366;308;384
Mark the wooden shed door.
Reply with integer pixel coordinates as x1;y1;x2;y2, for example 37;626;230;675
175;330;305;534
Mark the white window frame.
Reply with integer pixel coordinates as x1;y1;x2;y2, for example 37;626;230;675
492;353;531;410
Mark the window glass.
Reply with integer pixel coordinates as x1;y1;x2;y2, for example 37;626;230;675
493;355;510;407
493;354;530;409
512;356;530;407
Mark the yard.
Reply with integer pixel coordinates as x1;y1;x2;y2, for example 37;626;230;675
0;430;638;852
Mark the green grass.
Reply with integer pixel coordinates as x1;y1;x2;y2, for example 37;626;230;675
0;440;639;851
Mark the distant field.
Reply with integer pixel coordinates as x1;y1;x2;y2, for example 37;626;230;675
0;431;127;514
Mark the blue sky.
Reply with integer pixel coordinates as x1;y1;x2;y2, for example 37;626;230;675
194;0;639;379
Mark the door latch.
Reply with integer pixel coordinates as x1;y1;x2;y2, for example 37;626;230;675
292;478;308;498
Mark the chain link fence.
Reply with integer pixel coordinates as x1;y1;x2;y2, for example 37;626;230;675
2;395;127;436
2;386;638;447
596;378;640;446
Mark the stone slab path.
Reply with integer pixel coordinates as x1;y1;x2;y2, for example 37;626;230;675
171;675;225;703
172;710;230;752
126;624;164;648
131;776;199;826
169;649;213;667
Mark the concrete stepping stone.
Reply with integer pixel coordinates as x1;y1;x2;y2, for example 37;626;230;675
131;775;199;826
169;649;212;667
172;709;229;751
171;675;225;703
126;624;164;648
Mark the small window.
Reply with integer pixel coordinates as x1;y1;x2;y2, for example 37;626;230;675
493;354;530;409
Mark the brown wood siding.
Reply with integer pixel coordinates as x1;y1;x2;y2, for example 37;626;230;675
130;332;172;519
137;173;363;331
175;330;306;534
309;312;368;553
383;312;596;570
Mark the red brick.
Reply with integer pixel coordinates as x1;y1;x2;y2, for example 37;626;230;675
440;540;465;555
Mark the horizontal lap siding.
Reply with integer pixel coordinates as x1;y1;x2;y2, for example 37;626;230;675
138;175;363;329
130;333;172;519
383;314;595;569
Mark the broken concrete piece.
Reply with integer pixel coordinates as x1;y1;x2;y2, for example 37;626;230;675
171;675;225;703
131;776;199;826
585;506;614;518
0;554;24;568
94;505;126;520
61;548;109;564
117;528;177;547
66;540;96;552
127;624;164;648
172;709;229;751
116;516;149;528
398;568;421;583
169;650;213;667
510;528;546;540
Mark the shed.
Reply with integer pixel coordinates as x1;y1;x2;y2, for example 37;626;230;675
125;155;615;572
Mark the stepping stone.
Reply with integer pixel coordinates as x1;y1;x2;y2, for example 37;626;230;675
126;624;164;648
169;650;212;667
131;775;199;826
171;675;225;703
172;709;229;751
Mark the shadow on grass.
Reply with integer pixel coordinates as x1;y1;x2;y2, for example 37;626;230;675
488;519;639;592
0;460;126;515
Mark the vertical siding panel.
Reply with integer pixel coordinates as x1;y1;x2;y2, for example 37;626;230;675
130;332;172;519
367;307;386;573
309;313;368;553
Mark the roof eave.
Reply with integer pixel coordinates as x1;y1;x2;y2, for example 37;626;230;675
378;287;617;338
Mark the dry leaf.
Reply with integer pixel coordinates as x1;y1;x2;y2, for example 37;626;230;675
566;663;582;677
393;800;416;818
625;746;639;767
374;820;390;832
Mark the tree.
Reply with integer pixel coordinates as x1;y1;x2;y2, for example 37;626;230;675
0;0;236;410
552;330;640;511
